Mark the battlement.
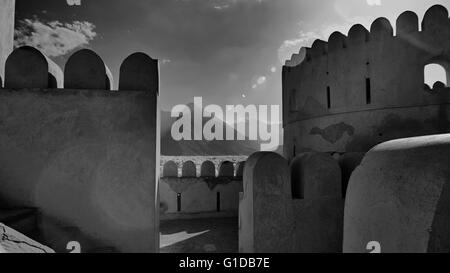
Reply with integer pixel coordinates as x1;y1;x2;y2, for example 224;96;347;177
282;4;450;158
1;46;159;93
284;5;449;68
161;159;246;179
0;44;161;252
159;158;246;219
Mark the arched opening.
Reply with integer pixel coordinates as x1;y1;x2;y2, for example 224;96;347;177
424;63;448;89
162;161;178;177
218;161;234;177
326;86;331;109
181;161;197;177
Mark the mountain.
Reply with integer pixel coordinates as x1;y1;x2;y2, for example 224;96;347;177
160;104;261;156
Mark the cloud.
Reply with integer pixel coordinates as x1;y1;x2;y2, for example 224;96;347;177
213;4;230;10
278;30;321;63
15;19;97;57
278;15;373;64
366;0;382;7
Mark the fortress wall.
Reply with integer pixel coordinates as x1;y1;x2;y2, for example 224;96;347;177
0;46;160;253
239;152;343;253
160;177;242;218
283;5;450;156
284;102;450;157
160;160;245;219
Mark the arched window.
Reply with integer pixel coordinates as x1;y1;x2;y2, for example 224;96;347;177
424;63;448;89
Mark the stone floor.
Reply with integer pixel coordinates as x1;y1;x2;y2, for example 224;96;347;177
160;217;238;253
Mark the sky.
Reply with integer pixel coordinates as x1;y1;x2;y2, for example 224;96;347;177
14;0;450;112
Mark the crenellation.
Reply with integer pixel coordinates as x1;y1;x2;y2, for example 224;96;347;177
64;49;108;90
161;159;247;179
160;159;246;218
311;39;328;57
348;24;370;45
119;52;159;93
396;11;419;36
182;160;197;177
421;5;448;33
0;45;160;92
283;5;450;156
328;31;347;52
370;17;393;40
5;46;48;89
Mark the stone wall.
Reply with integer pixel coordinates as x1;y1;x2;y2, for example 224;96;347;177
239;152;344;253
344;134;450;253
283;5;450;160
0;46;160;253
160;160;245;219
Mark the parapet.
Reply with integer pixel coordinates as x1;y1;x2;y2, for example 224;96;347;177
422;4;449;32
5;46;48;89
284;5;450;67
328;32;347;52
119;52;159;93
397;11;419;36
64;49;107;90
162;159;246;179
2;46;159;92
370;17;393;40
348;24;369;45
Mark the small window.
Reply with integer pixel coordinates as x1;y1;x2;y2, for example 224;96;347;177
217;192;221;212
326;86;331;109
424;63;448;89
177;193;182;212
366;78;371;104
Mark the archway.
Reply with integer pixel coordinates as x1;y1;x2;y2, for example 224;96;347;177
424;63;449;89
